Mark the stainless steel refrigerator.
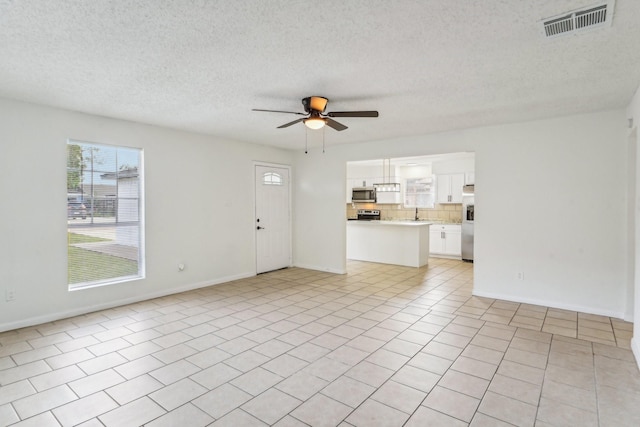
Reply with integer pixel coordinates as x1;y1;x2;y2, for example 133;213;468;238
462;185;474;262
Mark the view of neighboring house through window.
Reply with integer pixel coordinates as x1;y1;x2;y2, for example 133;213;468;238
67;140;144;289
404;177;435;208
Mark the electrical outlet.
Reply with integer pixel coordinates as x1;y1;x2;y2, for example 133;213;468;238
517;271;524;281
5;289;15;301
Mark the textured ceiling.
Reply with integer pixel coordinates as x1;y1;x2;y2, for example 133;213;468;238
1;0;639;150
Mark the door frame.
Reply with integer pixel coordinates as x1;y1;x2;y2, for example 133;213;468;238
253;161;293;274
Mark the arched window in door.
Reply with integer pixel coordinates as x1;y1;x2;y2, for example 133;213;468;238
262;172;283;186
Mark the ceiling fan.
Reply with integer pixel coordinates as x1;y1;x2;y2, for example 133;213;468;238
252;96;379;131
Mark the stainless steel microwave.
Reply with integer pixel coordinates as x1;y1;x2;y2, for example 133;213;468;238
352;187;376;203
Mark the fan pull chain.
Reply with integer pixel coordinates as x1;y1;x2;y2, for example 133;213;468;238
305;128;308;154
322;127;325;154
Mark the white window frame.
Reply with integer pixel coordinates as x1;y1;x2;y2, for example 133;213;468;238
67;139;145;290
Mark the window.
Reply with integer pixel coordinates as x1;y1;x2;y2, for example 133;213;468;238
67;140;144;289
404;177;435;208
262;172;283;185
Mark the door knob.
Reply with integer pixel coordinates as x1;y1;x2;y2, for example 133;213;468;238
257;226;265;230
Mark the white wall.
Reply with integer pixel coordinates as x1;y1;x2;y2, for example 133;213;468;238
0;98;292;331
627;84;640;368
294;110;629;319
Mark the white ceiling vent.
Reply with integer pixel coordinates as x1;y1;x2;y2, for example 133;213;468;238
541;1;615;38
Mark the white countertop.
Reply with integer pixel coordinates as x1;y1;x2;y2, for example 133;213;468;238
348;220;432;227
347;220;432;227
348;220;462;226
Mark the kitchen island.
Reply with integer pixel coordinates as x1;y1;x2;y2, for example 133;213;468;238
347;221;431;267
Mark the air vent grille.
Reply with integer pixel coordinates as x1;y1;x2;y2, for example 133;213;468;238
541;1;614;38
544;15;574;37
576;5;608;29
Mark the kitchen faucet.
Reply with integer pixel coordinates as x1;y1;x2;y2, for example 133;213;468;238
415;208;419;221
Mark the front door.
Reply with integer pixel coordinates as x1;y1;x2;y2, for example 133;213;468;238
255;164;291;274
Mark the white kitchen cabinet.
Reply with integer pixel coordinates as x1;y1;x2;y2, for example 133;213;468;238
465;172;475;185
436;173;465;204
429;224;462;258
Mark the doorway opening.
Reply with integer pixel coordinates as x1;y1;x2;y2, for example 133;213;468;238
346;152;475;267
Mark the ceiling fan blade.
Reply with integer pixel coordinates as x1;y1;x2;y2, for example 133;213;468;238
277;118;305;128
325;118;348;131
326;111;379;118
253;109;306;116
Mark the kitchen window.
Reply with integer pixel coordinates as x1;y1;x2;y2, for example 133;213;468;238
404;177;435;208
67;140;144;289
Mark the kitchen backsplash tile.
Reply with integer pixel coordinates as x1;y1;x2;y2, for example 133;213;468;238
347;203;463;223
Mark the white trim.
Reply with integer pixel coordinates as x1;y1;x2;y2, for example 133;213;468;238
632;338;640;370
429;254;462;260
473;290;625;319
253;161;293;274
0;272;254;333
293;263;347;275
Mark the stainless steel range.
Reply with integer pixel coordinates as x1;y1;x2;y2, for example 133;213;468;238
357;209;381;220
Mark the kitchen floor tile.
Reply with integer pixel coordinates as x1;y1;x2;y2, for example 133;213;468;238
487;373;541;405
192;383;252;419
145;403;213;427
69;369;125;397
210;408;268;426
370;379;426;414
12;384;77;419
231;367;283;396
9;411;59;427
0;404;19;426
148;378;207;411
98;396;165;427
405;406;468;427
290;393;352;427
52;391;118;426
105;374;164;405
423;385;480;422
391;364;441;393
275;370;329;401
241;388;302;425
320;375;375;408
536;396;598;426
438;369;490;399
478;391;537;427
345;398;410;426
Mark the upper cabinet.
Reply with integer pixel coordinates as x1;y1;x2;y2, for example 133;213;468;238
436;173;465;204
465;172;475;185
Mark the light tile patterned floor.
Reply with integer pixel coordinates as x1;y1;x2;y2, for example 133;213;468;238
1;258;639;426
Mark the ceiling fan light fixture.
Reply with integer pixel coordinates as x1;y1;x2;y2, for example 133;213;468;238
304;117;326;130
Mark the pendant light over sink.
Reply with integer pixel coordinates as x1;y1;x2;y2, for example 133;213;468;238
374;159;400;193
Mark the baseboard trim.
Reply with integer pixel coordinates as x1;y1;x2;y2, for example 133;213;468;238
0;272;255;333
292;263;346;275
472;290;625;320
632;338;640;370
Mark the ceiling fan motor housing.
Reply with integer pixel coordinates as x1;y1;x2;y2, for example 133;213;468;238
302;96;328;113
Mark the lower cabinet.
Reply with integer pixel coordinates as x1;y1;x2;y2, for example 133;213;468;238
429;224;462;258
